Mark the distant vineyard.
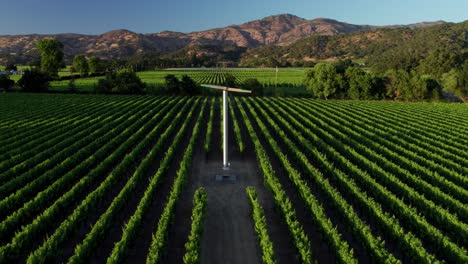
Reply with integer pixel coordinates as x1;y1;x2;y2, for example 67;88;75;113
0;93;467;263
140;68;306;85
47;68;306;92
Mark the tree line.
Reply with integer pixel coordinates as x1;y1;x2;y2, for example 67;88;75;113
305;59;467;101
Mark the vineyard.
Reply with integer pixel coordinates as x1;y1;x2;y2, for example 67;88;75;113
138;68;305;86
0;93;467;264
48;68;306;92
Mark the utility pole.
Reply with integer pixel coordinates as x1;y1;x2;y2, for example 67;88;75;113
275;66;278;89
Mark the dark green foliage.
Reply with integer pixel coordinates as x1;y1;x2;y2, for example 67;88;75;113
88;56;105;73
180;75;198;95
334;59;355;74
5;64;17;72
345;67;375;100
223;73;237;87
240;21;467;82
303;62;439;101
37;39;64;79
164;74;180;94
368;23;467;74
441;60;468;101
17;69;49;92
343;67;387;100
384;70;442;101
145;83;169;95
242;78;263;96
96;69;145;94
368;45;421;74
0;75;14;90
416;49;461;78
410;75;442;101
441;68;468;100
163;74;199;95
68;78;77;93
72;55;89;77
2;56;18;71
384;69;411;100
96;77;113;94
305;63;345;99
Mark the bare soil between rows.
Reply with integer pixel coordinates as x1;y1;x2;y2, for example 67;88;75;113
163;99;298;264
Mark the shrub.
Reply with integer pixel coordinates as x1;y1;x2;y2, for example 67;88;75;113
95;69;145;94
145;83;168;95
180;75;198;95
164;74;180;94
68;78;77;93
0;75;14;91
242;78;263;96
224;73;237;87
17;69;49;92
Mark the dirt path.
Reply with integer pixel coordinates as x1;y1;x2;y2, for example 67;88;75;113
164;98;299;264
198;157;261;264
164;98;260;264
165;149;263;264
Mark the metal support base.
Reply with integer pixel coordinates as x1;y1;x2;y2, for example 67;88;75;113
215;174;237;183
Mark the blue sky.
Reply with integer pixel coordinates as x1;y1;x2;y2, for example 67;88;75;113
1;0;466;35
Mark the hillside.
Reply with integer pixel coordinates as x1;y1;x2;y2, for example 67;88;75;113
240;20;467;67
0;14;447;64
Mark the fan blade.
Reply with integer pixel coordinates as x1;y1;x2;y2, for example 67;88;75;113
201;84;252;93
226;88;252;93
200;84;227;90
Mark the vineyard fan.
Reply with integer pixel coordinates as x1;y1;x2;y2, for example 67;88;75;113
201;84;251;170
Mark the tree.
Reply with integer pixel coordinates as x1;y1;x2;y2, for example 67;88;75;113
5;63;17;72
88;56;104;73
461;60;468;94
3;56;17;72
305;63;345;99
223;73;237;87
96;69;145;94
410;74;441;101
345;67;365;99
180;75;198;95
242;78;263;96
72;55;89;76
334;59;355;74
96;76;113;94
0;75;14;90
37;39;64;78
417;49;461;78
345;67;379;100
441;68;467;100
164;74;180;94
68;78;77;93
441;69;459;92
384;69;411;100
18;69;49;92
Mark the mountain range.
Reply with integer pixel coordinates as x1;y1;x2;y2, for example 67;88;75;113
0;14;450;64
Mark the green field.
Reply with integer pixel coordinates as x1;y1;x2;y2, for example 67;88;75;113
44;68;308;93
5;68;309;95
1;93;467;263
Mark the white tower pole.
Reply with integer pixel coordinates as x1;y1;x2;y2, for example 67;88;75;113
223;90;229;170
200;84;250;171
